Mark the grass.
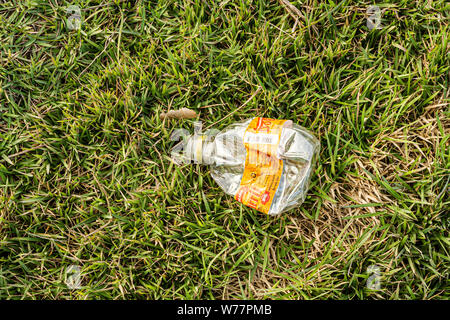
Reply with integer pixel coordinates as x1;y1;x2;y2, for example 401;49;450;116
0;0;448;299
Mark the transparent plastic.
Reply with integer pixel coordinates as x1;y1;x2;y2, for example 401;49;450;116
172;118;320;215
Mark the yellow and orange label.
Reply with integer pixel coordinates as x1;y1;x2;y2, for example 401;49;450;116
235;118;286;214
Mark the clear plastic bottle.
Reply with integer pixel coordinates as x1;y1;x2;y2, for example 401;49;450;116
171;117;320;215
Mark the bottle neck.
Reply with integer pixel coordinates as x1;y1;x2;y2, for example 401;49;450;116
184;135;215;165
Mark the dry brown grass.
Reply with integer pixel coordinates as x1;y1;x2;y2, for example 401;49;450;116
219;108;448;299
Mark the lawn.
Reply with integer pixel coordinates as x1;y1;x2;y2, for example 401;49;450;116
0;0;448;299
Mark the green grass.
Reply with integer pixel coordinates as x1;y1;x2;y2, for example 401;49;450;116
0;0;449;299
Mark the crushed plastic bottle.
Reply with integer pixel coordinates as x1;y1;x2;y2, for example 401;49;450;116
172;117;320;215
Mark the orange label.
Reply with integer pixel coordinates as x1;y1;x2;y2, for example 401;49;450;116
235;118;286;214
